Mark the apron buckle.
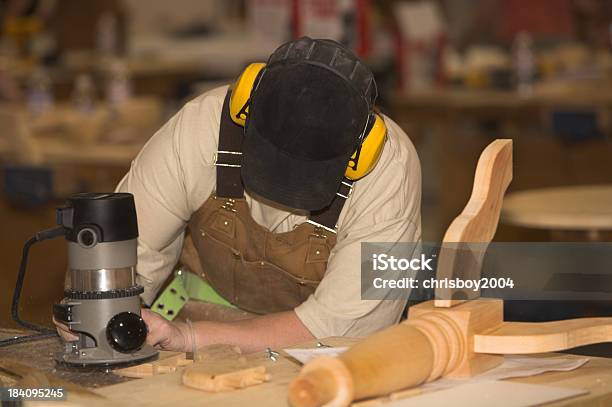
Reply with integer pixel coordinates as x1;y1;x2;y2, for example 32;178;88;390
306;220;337;237
221;198;237;213
336;180;354;199
213;150;242;168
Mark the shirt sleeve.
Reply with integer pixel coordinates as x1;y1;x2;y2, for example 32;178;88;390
115;90;223;304
294;119;422;338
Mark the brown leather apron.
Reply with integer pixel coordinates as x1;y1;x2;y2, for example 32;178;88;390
182;90;353;317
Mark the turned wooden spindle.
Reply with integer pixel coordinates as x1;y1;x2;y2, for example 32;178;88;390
288;299;502;407
288;323;438;407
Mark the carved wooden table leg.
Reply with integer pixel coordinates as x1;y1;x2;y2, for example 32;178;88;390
288;299;504;407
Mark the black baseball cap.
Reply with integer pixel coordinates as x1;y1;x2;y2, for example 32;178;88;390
241;37;377;211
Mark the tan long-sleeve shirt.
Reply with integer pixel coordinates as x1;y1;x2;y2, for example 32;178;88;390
116;85;422;338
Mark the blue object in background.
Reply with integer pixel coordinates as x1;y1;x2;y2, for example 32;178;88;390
551;109;602;142
2;166;53;207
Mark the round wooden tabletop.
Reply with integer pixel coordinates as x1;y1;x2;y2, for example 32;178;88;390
502;185;612;231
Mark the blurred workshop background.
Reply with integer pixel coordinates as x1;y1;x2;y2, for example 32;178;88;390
1;0;611;329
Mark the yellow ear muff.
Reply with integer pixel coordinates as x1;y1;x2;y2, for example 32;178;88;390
230;62;386;181
229;62;266;127
345;114;387;180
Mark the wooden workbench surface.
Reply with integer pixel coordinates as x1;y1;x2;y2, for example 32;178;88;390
1;330;611;406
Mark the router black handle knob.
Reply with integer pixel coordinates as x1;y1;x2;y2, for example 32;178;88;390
106;312;147;353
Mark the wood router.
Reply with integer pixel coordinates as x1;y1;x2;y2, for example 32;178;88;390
288;139;612;407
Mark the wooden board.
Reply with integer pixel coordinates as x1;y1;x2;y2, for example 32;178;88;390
434;139;512;307
91;338;356;407
0;358;104;401
474;318;612;354
34;338;612;407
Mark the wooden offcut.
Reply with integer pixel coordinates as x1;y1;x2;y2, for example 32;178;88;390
182;365;270;392
114;351;193;378
114;344;244;378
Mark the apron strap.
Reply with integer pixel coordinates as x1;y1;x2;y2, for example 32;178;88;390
216;89;351;232
309;180;354;233
215;90;245;198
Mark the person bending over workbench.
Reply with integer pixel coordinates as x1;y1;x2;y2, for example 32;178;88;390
55;37;421;352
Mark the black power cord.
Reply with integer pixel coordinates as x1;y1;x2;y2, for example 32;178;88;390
0;227;65;347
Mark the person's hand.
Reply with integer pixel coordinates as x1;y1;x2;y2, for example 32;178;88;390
52;316;78;342
141;309;191;352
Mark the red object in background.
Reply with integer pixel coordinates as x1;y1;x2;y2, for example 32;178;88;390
497;0;574;43
292;0;301;39
435;33;447;87
356;0;370;57
394;25;405;90
398;34;446;92
292;0;371;57
393;2;446;93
